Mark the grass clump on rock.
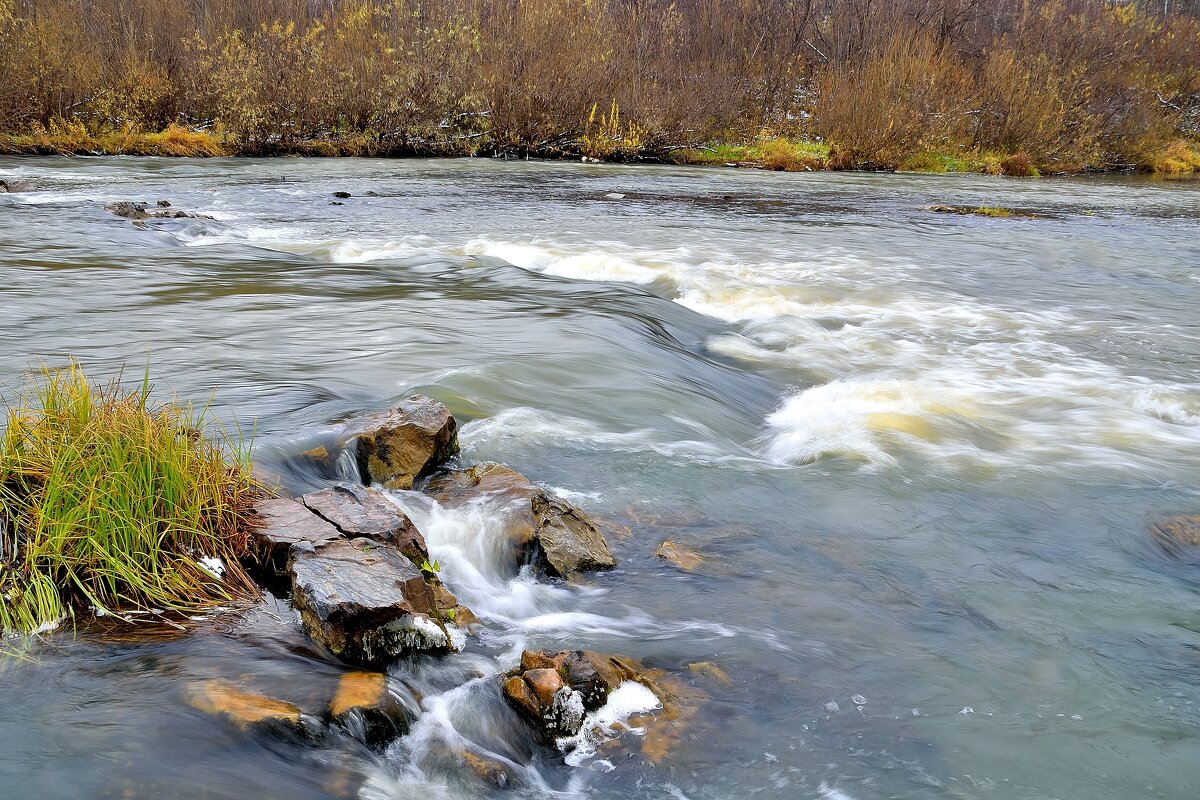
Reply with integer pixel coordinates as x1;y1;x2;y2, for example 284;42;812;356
0;363;260;635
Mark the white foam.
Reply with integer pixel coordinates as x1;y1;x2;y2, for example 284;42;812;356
560;680;663;766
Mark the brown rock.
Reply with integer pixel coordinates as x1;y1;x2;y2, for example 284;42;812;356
524;668;565;707
425;463;614;577
186;679;319;738
458;750;516;789
329;671;409;747
502;649;660;742
1149;514;1200;560
106;201;150;220
349;396;459;489
301;484;429;563
687;661;733;686
250;497;342;575
502;676;541;721
655;539;703;572
289;538;457;666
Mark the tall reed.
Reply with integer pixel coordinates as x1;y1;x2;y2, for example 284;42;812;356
0;364;260;635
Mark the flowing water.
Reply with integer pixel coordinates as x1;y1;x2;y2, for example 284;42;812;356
1;156;1199;800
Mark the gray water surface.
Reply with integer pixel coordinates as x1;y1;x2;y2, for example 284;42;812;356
1;157;1198;800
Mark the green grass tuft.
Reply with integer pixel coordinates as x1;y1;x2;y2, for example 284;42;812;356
0;363;261;635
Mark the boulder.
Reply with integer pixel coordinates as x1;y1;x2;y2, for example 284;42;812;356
106;201;150;220
348;396;459;489
185;679;321;739
328;671;410;747
289;537;461;666
1149;514;1200;560
301;484;429;564
333;191;352;199
104;201;212;220
425;463;615;577
250;497;342;576
0;179;34;193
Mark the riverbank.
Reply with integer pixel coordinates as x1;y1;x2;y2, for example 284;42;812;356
3;123;1199;177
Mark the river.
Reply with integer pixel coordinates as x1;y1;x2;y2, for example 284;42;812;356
1;156;1198;800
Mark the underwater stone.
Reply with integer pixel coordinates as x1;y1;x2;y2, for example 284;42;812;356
328;671;410;748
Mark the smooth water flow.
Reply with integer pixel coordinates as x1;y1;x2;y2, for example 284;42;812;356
1;157;1198;800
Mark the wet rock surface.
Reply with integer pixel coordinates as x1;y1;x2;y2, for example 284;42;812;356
251;497;343;575
104;200;213;220
301;484;429;563
328;671;410;747
503;649;655;740
655;539;703;572
349;395;459;489
1149;514;1200;561
185;679;322;739
0;179;34;193
289;537;460;666
425;462;615;577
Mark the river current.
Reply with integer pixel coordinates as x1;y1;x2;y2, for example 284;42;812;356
1;157;1198;800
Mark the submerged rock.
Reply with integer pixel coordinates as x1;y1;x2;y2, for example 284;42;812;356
186;679;321;739
1149;514;1200;560
301;484;429;564
349;395;459;489
289;537;462;666
655;539;703;572
425;463;615;577
328;671;410;747
250;497;342;576
457;749;517;788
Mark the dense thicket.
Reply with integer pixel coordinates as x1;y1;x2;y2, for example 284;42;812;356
1;0;1197;170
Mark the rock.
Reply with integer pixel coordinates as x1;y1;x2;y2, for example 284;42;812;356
186;679;320;738
0;179;34;193
333;191;352;199
105;200;213;221
655;539;703;572
425;463;614;577
502;649;656;740
349;395;459;490
250;497;342;575
328;671;409;747
301;484;429;564
1149;514;1200;560
106;201;150;220
156;199;171;207
687;661;733;686
457;750;516;788
289;537;460;666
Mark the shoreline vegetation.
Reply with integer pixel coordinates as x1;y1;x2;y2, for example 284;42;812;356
0;364;260;635
1;1;1198;176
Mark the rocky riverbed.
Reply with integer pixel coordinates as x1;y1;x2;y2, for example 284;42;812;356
189;395;672;774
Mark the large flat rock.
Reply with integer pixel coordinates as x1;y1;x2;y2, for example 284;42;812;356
347;395;459;489
301;484;429;564
289;538;461;666
251;497;343;574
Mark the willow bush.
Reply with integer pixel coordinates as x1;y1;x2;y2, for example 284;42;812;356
0;364;260;635
0;0;1197;171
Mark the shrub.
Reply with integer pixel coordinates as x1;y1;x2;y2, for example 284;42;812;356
999;152;1035;177
0;364;260;635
